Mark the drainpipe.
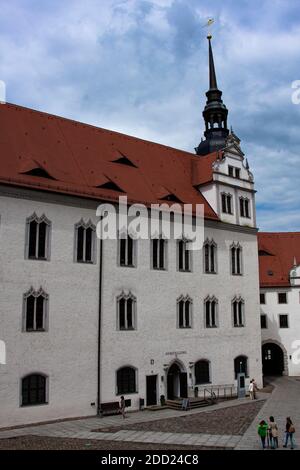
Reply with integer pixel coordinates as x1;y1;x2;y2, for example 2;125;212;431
97;238;103;415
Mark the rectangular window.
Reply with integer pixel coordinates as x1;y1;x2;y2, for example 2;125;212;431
240;198;250;218
279;314;289;328
260;293;266;304
231;246;242;275
118;296;136;330
221;194;233;214
152;239;166;270
228;166;240;178
119;236;135;267
260;315;267;329
178;240;191;272
205;300;217;328
278;293;287;304
24;293;47;332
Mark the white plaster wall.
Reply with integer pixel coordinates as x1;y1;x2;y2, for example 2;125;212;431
0;194;99;427
261;288;300;376
100;225;262;409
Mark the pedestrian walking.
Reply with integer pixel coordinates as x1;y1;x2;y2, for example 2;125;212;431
268;416;279;449
283;417;295;449
258;420;268;449
120;395;126;419
249;380;254;400
252;378;259;399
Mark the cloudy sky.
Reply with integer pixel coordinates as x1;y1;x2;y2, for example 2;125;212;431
1;0;300;231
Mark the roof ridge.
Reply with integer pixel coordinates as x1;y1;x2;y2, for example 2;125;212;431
4;102;198;159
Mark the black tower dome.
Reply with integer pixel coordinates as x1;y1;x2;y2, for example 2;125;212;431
195;35;229;156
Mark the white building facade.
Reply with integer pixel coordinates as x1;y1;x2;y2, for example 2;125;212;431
259;233;300;377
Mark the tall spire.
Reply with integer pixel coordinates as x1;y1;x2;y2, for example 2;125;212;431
195;35;229;156
208;35;218;89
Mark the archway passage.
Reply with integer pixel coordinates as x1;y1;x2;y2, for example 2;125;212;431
262;343;284;376
167;363;187;399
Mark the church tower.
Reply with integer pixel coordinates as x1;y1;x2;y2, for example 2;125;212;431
195;35;229;156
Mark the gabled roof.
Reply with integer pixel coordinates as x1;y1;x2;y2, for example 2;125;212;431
0;103;218;220
191;151;220;186
258;232;300;287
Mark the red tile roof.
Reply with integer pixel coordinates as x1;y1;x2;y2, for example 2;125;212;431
0;103;218;220
258;232;300;287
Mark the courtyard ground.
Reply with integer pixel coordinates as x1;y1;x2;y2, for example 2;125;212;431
0;377;298;450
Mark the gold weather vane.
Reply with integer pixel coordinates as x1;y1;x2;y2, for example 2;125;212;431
203;17;215;39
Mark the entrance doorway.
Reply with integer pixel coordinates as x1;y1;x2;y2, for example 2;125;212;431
167;362;187;399
262;343;284;375
146;375;157;406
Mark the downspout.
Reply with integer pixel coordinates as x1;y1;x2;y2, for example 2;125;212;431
97;238;103;415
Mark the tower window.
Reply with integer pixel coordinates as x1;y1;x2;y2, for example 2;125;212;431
152;238;166;270
119;235;135;267
231;243;242;275
23;288;48;332
240;198;250;218
221;193;233;214
204;297;218;328
178;240;191;272
228;166;240;178
232;298;245;327
203;240;217;274
26;214;51;260
117;293;136;330
75;220;96;263
177;296;192;328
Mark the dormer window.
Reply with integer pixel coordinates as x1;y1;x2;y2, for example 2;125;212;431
228;166;240;179
221;193;233;214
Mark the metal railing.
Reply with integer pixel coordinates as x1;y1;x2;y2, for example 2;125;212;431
199;384;237;400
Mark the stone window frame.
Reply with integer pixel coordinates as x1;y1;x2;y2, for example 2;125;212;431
230;242;243;275
177;294;193;329
25;213;52;261
177;238;193;273
232;296;245;328
239;197;251;218
20;372;49;407
116;291;137;331
22;287;49;332
74;219;97;264
204;295;218;328
203;238;218;274
221;192;233;215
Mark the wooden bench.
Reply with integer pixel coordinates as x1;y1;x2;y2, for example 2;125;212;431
100;401;120;416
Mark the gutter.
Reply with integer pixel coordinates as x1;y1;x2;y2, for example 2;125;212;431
97;238;103;415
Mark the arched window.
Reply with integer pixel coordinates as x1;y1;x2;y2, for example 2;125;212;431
231;243;243;275
117;367;137;394
232;297;245;327
203;240;217;273
195;360;210;384
117;292;136;330
204;296;218;328
23;287;48;332
26;213;51;260
177;295;192;328
21;374;47;406
234;356;248;378
75;219;96;263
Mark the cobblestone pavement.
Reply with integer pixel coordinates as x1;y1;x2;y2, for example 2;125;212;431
236;376;300;450
93;401;264;436
0;396;267;449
